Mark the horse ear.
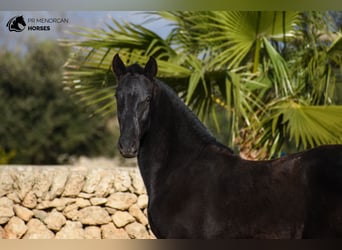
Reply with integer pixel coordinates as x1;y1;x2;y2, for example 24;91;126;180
112;54;127;79
144;57;157;80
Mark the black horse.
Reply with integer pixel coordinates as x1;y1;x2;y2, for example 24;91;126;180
112;54;342;239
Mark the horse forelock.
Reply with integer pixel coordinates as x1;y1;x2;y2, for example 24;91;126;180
126;63;144;75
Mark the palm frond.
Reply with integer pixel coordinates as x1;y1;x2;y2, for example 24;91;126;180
248;100;342;158
281;102;342;148
190;11;299;70
262;37;293;96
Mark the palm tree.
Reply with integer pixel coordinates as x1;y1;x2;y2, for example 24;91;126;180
62;11;342;159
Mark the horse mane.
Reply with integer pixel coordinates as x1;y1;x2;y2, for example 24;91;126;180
126;63;144;74
155;79;235;154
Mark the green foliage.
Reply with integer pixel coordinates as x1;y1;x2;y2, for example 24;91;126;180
62;11;342;159
0;40;116;164
0;148;16;164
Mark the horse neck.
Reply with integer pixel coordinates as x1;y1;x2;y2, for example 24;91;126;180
137;82;213;194
151;82;212;154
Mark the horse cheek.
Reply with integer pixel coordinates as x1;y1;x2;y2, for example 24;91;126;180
139;107;151;137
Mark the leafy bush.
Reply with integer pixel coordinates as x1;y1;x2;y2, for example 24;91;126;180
0;147;16;164
0;40;117;164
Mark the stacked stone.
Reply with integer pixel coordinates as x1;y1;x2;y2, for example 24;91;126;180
0;165;155;239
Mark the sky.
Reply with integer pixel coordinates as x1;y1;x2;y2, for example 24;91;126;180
0;11;173;51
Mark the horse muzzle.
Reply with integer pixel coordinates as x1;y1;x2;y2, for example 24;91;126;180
118;138;139;158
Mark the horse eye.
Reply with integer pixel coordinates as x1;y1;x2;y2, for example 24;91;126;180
146;96;151;103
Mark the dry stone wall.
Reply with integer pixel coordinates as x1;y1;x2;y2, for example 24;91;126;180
0;165;155;239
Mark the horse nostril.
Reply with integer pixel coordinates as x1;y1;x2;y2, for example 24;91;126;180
129;144;137;154
132;147;137;154
118;139;138;158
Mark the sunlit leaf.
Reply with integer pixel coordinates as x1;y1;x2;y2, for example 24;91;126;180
281;102;342;148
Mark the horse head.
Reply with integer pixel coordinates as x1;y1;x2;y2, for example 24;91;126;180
7;15;26;32
16;16;26;26
112;54;157;158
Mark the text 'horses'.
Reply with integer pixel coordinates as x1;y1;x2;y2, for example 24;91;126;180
112;54;342;239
